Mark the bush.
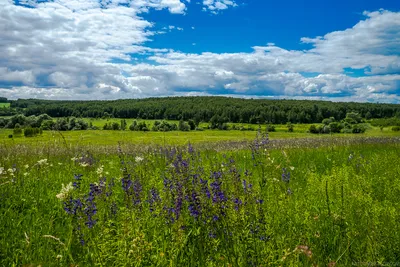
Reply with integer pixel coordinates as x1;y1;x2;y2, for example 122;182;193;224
286;122;294;132
392;126;400;132
179;120;190;131
112;122;120;130
309;125;319;134
13;123;23;136
266;124;276;132
352;125;366;134
24;127;42;137
329;122;343;133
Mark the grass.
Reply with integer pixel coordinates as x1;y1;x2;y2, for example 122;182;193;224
0;103;10;108
1;130;400;266
1;122;399;147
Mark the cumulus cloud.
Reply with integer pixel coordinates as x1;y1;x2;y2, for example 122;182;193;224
0;1;399;102
202;0;237;13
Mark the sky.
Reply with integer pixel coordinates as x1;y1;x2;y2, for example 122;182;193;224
0;0;399;102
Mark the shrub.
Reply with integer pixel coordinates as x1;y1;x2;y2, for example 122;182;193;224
266;124;276;132
111;122;120;130
329;122;343;133
352;125;366;134
287;122;294;132
309;125;319;134
24;127;41;137
392;126;400;132
13;123;23;136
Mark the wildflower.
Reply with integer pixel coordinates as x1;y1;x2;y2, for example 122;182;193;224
295;245;312;258
24;164;29;169
37;159;48;166
79;162;89;167
281;168;290;183
58;163;63;165
135;156;144;163
23;172;29;177
73;174;83;189
56;182;74;200
0;167;4;175
96;165;104;176
188;143;194;153
8;168;16;177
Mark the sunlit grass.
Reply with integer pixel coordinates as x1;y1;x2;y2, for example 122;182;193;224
1;140;399;266
0;103;10;108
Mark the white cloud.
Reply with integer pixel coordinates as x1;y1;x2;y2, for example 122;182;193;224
0;2;399;102
202;0;237;13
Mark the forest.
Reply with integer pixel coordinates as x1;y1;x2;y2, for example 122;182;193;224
4;97;400;124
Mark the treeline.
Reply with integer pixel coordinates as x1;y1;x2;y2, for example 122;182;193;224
9;97;400;124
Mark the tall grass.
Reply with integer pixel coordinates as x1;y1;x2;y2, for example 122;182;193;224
0;134;399;266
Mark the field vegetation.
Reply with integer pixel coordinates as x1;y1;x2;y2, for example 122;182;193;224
1;131;400;266
1;96;400;266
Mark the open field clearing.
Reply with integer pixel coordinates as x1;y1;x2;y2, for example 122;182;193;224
0;103;10;108
1;124;399;148
1;131;400;266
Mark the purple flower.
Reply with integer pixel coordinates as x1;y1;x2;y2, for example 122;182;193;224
281;168;290;183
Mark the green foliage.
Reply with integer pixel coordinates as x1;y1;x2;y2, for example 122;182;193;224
370;117;400;127
322;117;335;125
351;124;366;134
344;112;362;124
188;119;196;130
128;121;149;131
151;121;177;132
23;127;42;137
392;126;400;132
120;119;127;131
309;124;319;134
12;97;400;124
286;122;294;132
266;124;276;132
13;123;22;136
178;119;190;131
329;122;343;133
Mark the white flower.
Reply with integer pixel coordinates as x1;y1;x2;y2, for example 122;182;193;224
79;162;89;167
135;156;144;163
56;182;74;200
289;166;295;171
24;164;29;169
0;167;4;175
37;159;48;166
96;165;104;176
58;163;63;165
8;168;16;176
71;157;78;161
23;172;29;177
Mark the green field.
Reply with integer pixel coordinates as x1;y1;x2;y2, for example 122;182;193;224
0;103;10;108
1;118;400;147
1;123;400;266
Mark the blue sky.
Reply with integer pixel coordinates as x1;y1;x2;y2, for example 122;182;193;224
0;0;399;102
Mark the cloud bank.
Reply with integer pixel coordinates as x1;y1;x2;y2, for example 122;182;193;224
0;1;399;102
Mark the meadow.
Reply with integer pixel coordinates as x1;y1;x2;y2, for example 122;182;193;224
1;126;400;266
0;103;10;108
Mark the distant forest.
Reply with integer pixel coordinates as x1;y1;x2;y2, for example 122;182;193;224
2;97;400;124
